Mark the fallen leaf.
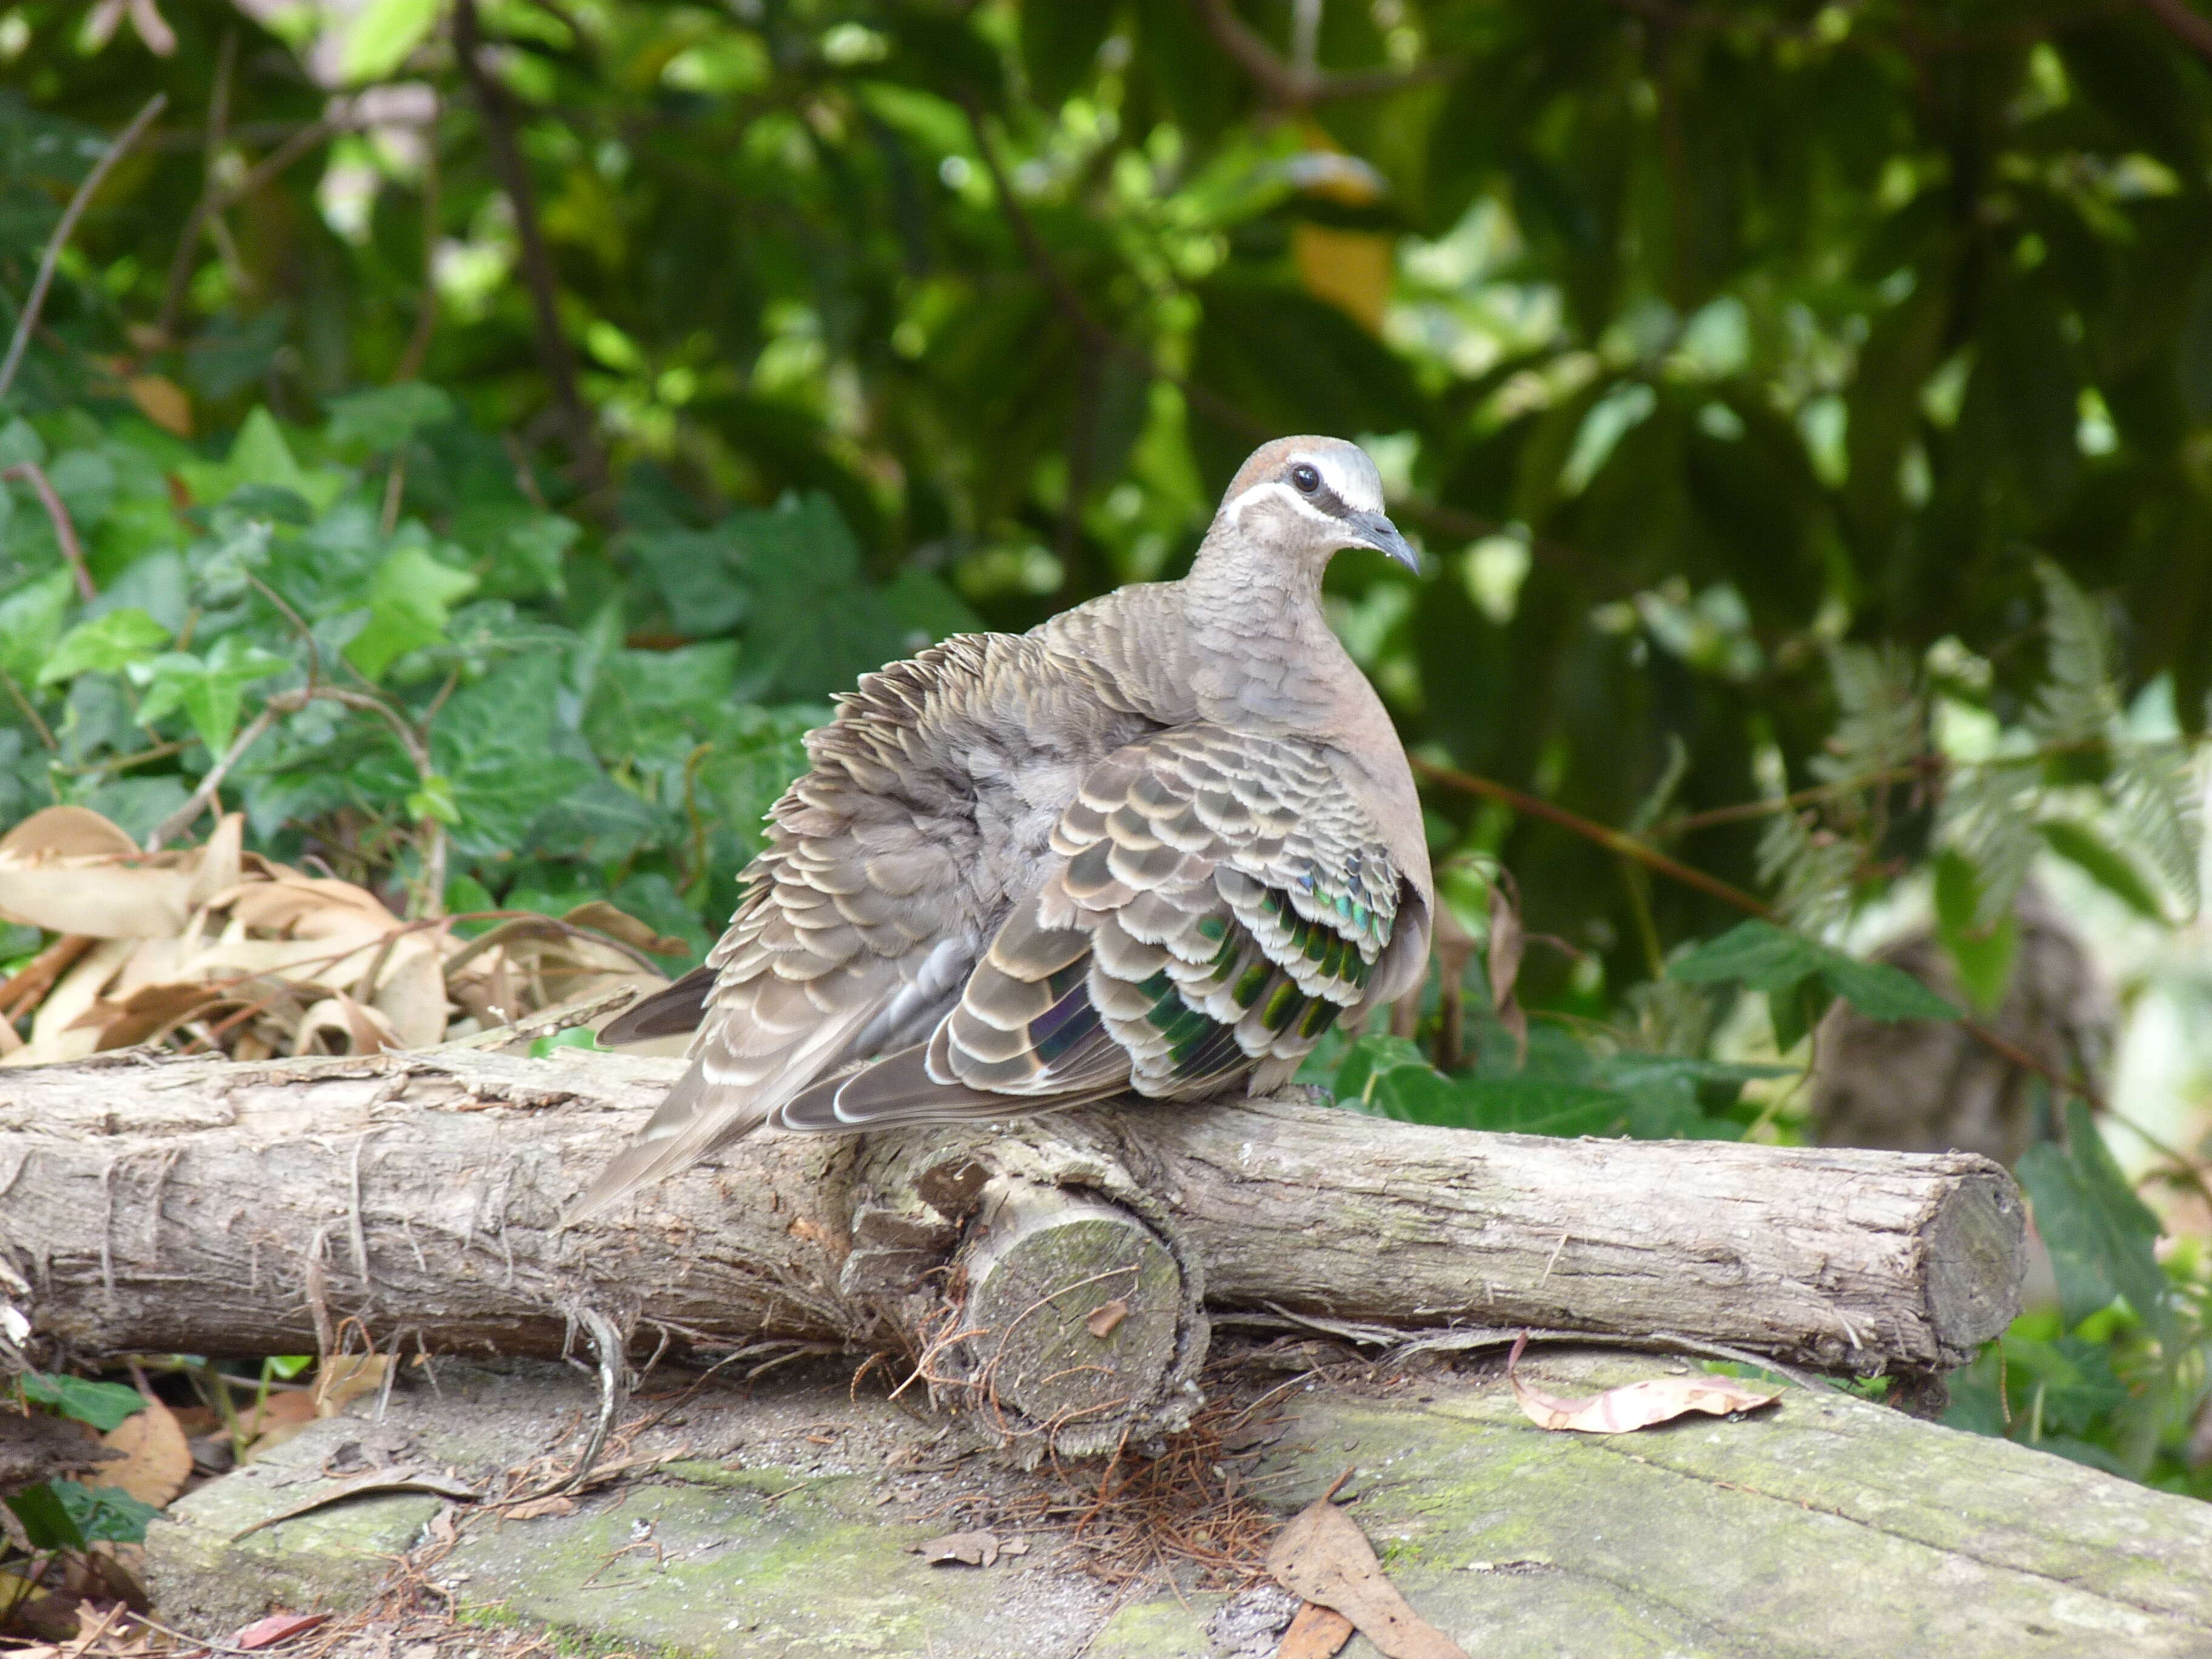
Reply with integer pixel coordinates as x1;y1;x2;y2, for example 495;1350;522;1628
98;1397;192;1509
561;899;686;957
228;1612;329;1649
1504;1332;1781;1434
1276;1602;1357;1659
313;1353;390;1417
498;1494;577;1521
1085;1299;1129;1339
229;1469;481;1541
126;375;192;438
1267;1498;1467;1659
907;1529;1013;1567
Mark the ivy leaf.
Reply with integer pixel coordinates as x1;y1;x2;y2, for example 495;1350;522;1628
20;1372;147;1430
133;635;290;754
2016;1099;2177;1344
428;655;595;856
36;606;170;685
628;524;749;635
0;571;73;685
176;407;344;515
325;382;457;455
53;1479;159;1545
344;541;480;682
725;495;910;700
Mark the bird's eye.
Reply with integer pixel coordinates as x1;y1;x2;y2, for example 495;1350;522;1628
1290;463;1321;494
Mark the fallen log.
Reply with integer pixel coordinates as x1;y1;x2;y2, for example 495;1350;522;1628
0;1047;2022;1450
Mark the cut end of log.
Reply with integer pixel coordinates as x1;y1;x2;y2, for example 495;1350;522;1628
1923;1164;2027;1366
956;1178;1190;1441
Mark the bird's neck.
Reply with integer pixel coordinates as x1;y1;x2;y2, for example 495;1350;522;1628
1177;538;1359;733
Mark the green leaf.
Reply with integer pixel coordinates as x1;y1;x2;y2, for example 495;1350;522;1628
53;1479;159;1545
529;1024;604;1059
2037;819;2167;922
325;382;457;454
133;635;290;755
428;655;595;856
344;541;480;682
5;1482;83;1551
726;495;911;700
176;407;345;515
1932;850;2019;1015
0;571;73;686
21;1372;147;1430
341;0;441;82
406;772;460;826
2016;1099;2176;1342
1671;920;1957;1044
36;606;170;684
629;525;749;637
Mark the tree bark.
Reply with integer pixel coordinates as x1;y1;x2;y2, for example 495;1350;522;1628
0;1048;2021;1449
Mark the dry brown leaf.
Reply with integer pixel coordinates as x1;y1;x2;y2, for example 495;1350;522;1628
313;1353;390;1417
7;937;135;1066
72;981;224;1049
369;935;448;1048
1085;1299;1130;1338
497;1494;577;1521
240;1389;318;1460
1504;1333;1782;1433
0;806;139;861
1267;1498;1467;1659
97;1398;191;1510
561;900;685;957
229;1612;330;1649
1276;1602;1357;1659
126;374;192;437
295;993;400;1056
907;1530;1027;1567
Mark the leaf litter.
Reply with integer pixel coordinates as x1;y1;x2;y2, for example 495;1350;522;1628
1504;1332;1783;1433
0;805;674;1065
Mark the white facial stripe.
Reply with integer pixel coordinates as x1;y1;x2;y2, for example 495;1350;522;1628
1289;449;1384;515
1224;479;1342;528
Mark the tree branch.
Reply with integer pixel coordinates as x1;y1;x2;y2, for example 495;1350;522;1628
0;463;95;600
0;92;166;403
2137;0;2212;64
1412;756;1776;919
451;0;609;497
1190;0;1461;106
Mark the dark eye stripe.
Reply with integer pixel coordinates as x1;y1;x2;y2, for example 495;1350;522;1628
1307;479;1350;518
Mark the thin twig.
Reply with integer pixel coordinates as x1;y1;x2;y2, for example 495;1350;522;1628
1412;755;1774;919
395;141;442;382
1191;0;1462;105
158;118;340;342
452;0;608;494
0;92;167;401
1;462;96;598
0;666;55;749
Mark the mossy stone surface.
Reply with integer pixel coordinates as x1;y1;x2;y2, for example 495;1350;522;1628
146;1353;2212;1657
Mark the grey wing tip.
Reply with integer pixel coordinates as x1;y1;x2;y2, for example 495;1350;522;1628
600;964;716;1045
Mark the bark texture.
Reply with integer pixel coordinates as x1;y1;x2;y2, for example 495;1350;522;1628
1;1048;2021;1444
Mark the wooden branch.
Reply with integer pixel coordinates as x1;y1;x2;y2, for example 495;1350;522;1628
0;1050;2021;1448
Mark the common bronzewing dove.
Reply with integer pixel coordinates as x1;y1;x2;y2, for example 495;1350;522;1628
568;437;1434;1220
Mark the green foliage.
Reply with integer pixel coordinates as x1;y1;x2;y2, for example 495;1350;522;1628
2018;1099;2178;1345
1669;920;1957;1053
18;1372;145;1432
1330;1026;1783;1141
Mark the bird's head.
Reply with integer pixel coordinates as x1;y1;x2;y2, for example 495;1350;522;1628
1214;435;1420;577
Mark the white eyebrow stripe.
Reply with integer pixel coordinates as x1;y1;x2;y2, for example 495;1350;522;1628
1295;450;1382;514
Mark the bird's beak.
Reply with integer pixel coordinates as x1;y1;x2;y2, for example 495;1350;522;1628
1349;510;1421;577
